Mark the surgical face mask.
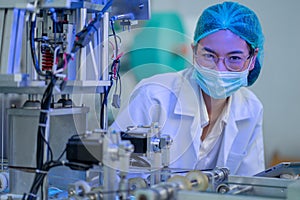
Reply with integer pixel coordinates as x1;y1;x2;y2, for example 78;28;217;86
192;62;250;99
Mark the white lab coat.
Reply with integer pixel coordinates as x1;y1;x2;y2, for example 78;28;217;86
111;67;265;176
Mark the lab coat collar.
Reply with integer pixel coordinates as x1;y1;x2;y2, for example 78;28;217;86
173;68;253;121
174;68;200;117
230;89;254;121
218;88;257;173
174;68;255;169
173;68;203;155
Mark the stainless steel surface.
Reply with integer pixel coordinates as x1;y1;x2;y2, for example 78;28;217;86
0;1;105;9
1;1;298;199
133;170;300;200
0;9;24;74
77;7;88;82
99;12;109;130
111;0;151;20
8;107;89;194
0;1;152;199
0;80;111;94
0;1;109;84
0;10;4;54
177;178;300;200
177;190;277;200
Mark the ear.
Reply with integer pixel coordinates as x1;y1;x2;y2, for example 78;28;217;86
191;43;197;64
249;48;259;71
191;43;196;54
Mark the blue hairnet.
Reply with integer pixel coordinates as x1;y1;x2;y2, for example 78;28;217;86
194;1;264;86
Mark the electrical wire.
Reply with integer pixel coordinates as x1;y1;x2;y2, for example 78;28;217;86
30;14;46;77
100;18;122;127
108;27;123;98
28;55;73;199
100;81;112;129
23;160;92;200
110;18;123;107
56;147;66;161
39;127;53;162
114;67;122;102
110;19;119;58
36;76;56;169
56;133;86;161
26;0;116;197
27;56;73;200
109;34;122;44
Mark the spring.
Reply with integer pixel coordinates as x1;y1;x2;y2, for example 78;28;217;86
41;45;54;71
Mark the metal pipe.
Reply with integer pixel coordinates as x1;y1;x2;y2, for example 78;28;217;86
100;12;109;130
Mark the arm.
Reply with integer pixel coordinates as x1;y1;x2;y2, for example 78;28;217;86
110;84;162;132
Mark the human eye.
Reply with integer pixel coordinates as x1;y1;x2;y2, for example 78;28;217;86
201;52;216;61
227;55;243;63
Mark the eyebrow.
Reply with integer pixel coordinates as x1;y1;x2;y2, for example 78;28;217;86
201;46;245;55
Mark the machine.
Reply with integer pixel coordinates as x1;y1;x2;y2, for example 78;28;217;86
0;0;150;199
0;0;300;200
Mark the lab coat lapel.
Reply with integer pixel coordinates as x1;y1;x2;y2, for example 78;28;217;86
218;114;238;170
174;71;202;157
174;73;199;117
218;91;252;174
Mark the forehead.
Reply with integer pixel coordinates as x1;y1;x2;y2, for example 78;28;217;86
198;30;249;53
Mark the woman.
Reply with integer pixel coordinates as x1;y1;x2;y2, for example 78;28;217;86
111;1;265;176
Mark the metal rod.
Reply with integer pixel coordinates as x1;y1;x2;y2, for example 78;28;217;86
1;94;4;170
100;12;109;130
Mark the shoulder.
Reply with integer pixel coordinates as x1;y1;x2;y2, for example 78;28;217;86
232;87;263;119
237;87;263;108
138;68;191;85
133;68;192;94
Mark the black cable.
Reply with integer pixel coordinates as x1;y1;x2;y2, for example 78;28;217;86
40;181;44;200
39;127;53;162
56;147;66;161
36;75;57;169
25;161;61;200
118;73;122;97
100;83;112;129
110;19;119;58
28;55;73;200
30;15;46;77
26;0;116;197
109;19;121;96
109;34;122;44
24;160;92;200
71;0;115;54
56;133;86;161
100;53;122;128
